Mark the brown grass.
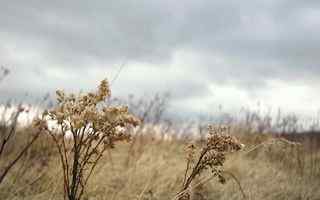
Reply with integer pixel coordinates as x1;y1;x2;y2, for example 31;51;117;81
0;125;320;200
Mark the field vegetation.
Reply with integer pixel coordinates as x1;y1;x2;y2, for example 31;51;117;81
0;71;319;200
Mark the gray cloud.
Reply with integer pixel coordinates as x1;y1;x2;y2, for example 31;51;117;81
1;0;320;114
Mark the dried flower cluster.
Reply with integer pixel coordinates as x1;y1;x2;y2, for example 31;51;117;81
177;125;243;200
34;79;140;200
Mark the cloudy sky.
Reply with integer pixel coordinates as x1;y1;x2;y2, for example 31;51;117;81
1;0;320;117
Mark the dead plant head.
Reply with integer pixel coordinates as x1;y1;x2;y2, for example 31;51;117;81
177;125;243;200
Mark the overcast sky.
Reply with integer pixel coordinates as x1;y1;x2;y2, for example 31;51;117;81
1;0;320;117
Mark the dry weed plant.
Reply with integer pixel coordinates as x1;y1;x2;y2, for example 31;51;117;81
0;105;42;184
175;125;244;200
34;79;140;200
0;67;43;185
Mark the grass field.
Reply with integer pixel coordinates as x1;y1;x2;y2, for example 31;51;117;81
1;125;320;200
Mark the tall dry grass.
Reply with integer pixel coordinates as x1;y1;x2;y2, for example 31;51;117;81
1;123;320;200
0;78;320;200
